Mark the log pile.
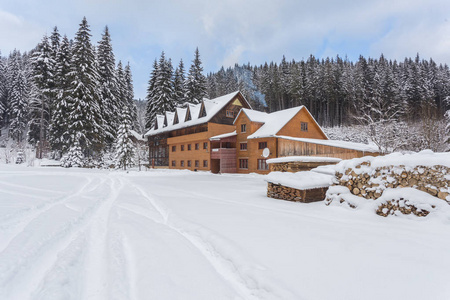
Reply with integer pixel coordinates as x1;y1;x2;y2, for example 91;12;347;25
267;182;328;203
335;163;450;202
327;161;450;217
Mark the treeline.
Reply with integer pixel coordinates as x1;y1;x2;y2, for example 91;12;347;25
0;17;137;163
207;54;450;127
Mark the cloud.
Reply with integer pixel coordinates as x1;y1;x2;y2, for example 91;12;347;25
0;10;44;55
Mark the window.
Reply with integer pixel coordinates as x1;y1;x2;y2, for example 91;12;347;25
203;142;208;150
258;141;267;149
257;159;269;170
226;110;234;118
195;160;199;168
240;142;247;151
188;144;192;151
172;145;176;152
181;145;185;151
203;160;208;167
181;160;185;167
301;122;308;131
241;124;246;133
195;143;199;150
172;160;176;167
239;159;248;169
187;160;192;167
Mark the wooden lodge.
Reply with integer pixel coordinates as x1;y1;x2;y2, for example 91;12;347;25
144;91;379;174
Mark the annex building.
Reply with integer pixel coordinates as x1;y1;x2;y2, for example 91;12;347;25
144;91;379;174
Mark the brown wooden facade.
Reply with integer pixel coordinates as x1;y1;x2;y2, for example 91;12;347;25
146;91;379;174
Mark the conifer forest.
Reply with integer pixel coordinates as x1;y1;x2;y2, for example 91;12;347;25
0;17;449;167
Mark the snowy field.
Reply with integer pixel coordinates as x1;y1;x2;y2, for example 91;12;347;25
0;165;449;300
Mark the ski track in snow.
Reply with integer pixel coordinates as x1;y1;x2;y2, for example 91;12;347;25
126;179;298;300
0;173;124;300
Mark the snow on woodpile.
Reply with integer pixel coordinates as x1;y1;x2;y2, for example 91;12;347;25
326;150;450;218
266;171;334;190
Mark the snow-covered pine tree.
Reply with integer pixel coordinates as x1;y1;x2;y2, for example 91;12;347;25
114;106;135;170
49;35;71;152
185;47;207;104
50;26;61;59
9;68;29;143
97;26;119;147
144;53;175;128
145;59;158;130
65;17;104;155
154;52;175;111
63;133;84;167
173;59;186;106
0;52;6;126
124;62;139;131
28;35;55;158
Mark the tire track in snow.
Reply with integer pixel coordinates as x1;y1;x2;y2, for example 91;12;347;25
0;175;99;253
126;179;298;300
81;176;124;300
0;174;96;228
0;174;118;300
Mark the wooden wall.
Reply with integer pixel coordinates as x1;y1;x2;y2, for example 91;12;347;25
277;107;328;139
277;138;379;160
167;122;235;171
234;112;274;174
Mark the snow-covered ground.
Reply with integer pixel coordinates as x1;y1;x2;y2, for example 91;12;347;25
0;165;449;300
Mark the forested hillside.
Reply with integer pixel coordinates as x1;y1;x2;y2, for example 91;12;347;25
2;20;450;162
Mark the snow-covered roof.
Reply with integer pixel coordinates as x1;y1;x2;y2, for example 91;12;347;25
164;112;175;126
234;108;268;124
155;115;165;129
145;91;242;137
275;136;380;152
174;107;187;124
266;156;342;164
247;106;304;139
210;131;237;141
129;129;145;141
265;171;334;190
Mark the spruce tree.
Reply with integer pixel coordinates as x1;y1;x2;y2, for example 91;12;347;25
145;59;159;129
9;68;28;143
185;47;207;104
65;17;104;155
114;106;135;170
145;53;175;129
0;53;6;126
124;62;139;131
49;35;71;152
28;35;55;158
97;26;118;147
173;59;186;105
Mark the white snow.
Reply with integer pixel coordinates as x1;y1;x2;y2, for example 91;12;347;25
275;135;380;152
266;156;342;164
266;171;334;189
210;130;237;140
246;107;303;139
0;164;450;300
334;150;450;174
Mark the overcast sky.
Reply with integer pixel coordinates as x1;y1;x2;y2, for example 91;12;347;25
1;0;450;99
